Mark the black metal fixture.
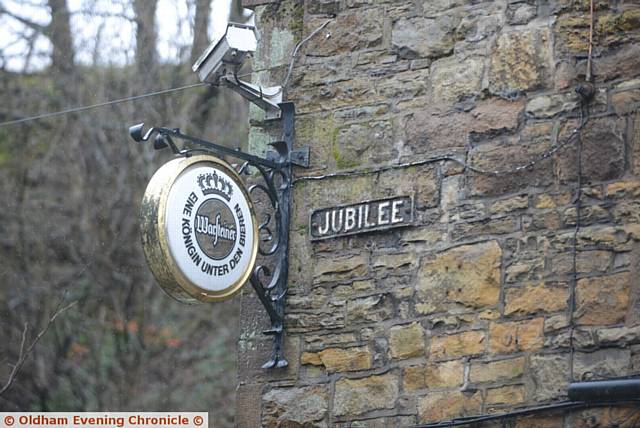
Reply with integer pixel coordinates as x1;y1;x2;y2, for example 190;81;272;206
568;379;640;402
129;102;308;369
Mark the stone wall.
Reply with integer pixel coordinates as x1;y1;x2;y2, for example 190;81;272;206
237;0;640;426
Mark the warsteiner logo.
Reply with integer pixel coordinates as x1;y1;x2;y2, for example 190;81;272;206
177;168;249;278
194;199;237;260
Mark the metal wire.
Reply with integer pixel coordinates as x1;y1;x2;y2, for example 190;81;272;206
280;19;332;92
568;0;595;381
293;111;589;182
407;400;640;428
568;103;587;383
0;82;208;128
0;18;333;128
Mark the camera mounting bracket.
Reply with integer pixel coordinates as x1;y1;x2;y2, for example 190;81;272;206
221;73;282;120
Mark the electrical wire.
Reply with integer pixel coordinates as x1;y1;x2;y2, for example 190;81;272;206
293;113;589;183
568;0;595;383
568;103;586;383
0;82;208;128
0;18;334;129
280;19;332;93
407;400;640;428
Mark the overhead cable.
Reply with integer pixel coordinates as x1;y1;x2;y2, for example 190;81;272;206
0;82;208;128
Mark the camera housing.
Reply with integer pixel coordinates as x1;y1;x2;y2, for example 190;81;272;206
192;23;257;84
193;22;282;119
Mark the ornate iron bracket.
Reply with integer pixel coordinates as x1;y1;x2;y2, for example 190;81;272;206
129;102;306;368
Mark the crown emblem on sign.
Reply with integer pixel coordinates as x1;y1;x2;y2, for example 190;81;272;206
197;172;233;201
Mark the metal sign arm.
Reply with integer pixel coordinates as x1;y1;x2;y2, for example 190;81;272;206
129;123;282;170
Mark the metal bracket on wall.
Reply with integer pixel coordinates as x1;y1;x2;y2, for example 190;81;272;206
129;102;305;369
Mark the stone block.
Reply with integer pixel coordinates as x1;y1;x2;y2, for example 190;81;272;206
505;258;544;283
430;55;485;103
566;407;640;428
573;348;631;380
489;317;544;354
430;330;486;360
469;356;526;383
530;354;570;401
489;27;553;94
534;194;557;210
301;346;372;373
606;180;640;199
611;89;640;116
372;253;417;271
525;92;579;119
507;3;537;25
489;195;529;215
571;225;633;251
389;322;425;360
486;384;526;406
455;4;503;45
286;310;346;333
422;0;468;15
467;136;554;197
416;241;501;315
392;15;460;59
288;287;329;312
334;372;399;416
549;250;611;276
262;385;329;426
304;10;383;57
346;294;394;325
472;98;524;136
402;106;472;153
304;332;359;349
313;253;368;283
522;211;562;232
291;76;380;115
592;44;640;82
451;216;519;241
556;117;627;184
417;391;482;424
333;120;396;169
562;204;610;227
611;201;640;225
376;69;431;102
597;325;640;346
554;14;590;54
504;282;569;316
403;360;464;391
576;272;631;326
306;0;341;15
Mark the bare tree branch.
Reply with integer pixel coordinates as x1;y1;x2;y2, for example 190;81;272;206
74;10;134;22
0;5;47;32
0;300;77;397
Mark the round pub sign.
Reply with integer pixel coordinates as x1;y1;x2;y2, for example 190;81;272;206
140;155;258;303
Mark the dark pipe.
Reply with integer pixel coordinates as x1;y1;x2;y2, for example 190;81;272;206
568;379;640;402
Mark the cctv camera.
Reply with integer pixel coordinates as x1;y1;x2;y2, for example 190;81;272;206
192;22;283;120
192;22;257;84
